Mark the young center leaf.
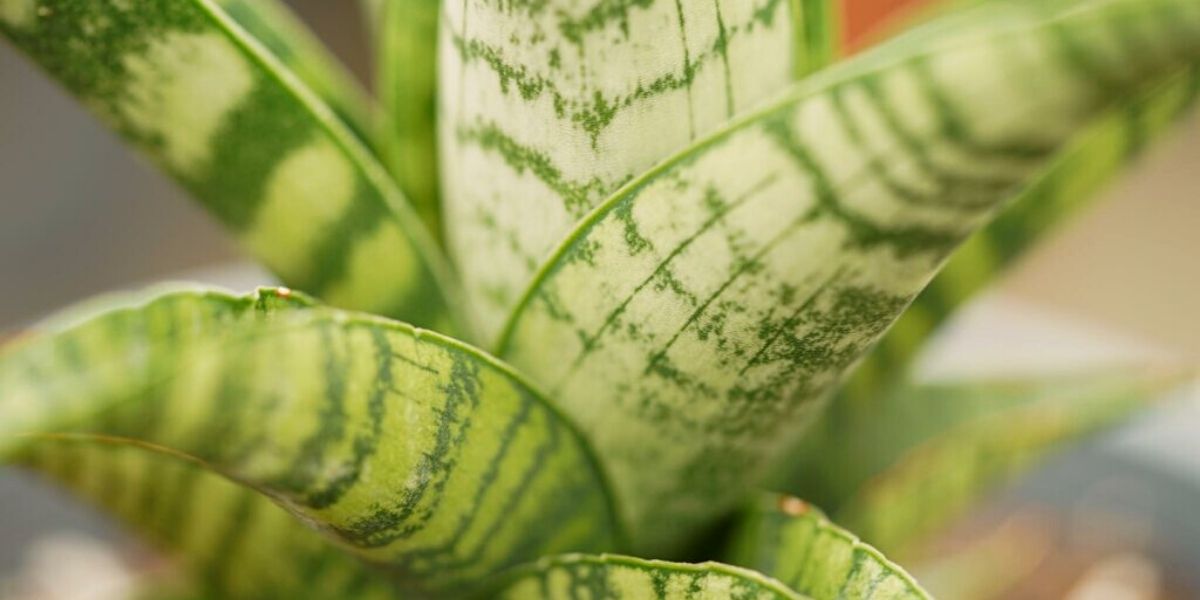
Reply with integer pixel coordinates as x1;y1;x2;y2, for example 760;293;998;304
496;554;805;599
496;0;1200;554
0;0;458;330
0;289;622;597
376;0;442;233
781;63;1200;492
439;0;844;338
727;494;930;599
827;368;1194;555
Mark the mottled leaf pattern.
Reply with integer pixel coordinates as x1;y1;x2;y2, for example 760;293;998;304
497;554;804;599
211;0;375;144
830;368;1193;554
727;494;930;599
496;0;1200;553
15;436;397;599
377;0;442;233
440;0;843;338
0;0;457;329
0;289;620;596
782;63;1200;496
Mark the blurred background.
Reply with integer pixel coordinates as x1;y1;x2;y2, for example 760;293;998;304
1;1;1198;598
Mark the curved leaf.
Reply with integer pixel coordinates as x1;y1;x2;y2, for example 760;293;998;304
727;494;930;599
377;0;441;234
439;0;844;338
210;0;376;144
15;436;397;599
0;289;622;596
831;368;1194;554
0;0;458;329
496;0;1200;553
497;554;804;599
782;63;1200;496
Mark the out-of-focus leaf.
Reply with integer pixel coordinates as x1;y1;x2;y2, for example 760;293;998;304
727;494;930;599
496;554;804;599
376;0;442;235
440;0;845;338
0;0;457;329
831;368;1193;554
0;289;621;597
495;0;1200;554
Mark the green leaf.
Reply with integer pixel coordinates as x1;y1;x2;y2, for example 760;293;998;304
210;0;376;145
495;0;1200;554
0;288;622;597
376;0;441;235
830;368;1193;555
496;554;805;599
15;436;397;599
439;0;844;339
727;494;930;599
0;0;457;330
781;63;1200;495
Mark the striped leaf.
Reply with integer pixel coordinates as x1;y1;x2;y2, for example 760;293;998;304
15;436;397;599
440;0;844;339
727;494;930;599
829;368;1193;555
496;0;1200;553
0;0;458;329
210;0;376;144
376;0;442;234
781;63;1200;496
0;289;622;596
496;554;804;599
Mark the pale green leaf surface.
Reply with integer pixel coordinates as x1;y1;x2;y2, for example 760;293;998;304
831;368;1194;554
440;0;842;339
497;553;806;599
16;436;397;599
0;289;621;596
781;63;1200;494
377;0;441;234
496;0;1200;554
0;0;457;330
210;0;376;144
727;494;930;599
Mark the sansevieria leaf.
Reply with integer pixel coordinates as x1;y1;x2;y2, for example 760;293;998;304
440;0;844;338
830;368;1194;555
0;289;621;597
0;0;457;330
496;0;1200;553
727;494;930;599
376;0;441;234
210;0;376;144
16;436;397;599
782;63;1200;492
496;554;804;599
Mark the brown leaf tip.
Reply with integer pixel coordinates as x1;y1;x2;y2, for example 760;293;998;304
778;495;810;517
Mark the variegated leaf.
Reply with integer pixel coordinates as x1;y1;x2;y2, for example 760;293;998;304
496;0;1200;553
0;0;458;330
211;0;376;144
377;0;442;233
16;436;397;599
496;554;804;599
831;368;1193;555
727;494;930;599
440;0;844;338
0;289;621;596
782;63;1200;496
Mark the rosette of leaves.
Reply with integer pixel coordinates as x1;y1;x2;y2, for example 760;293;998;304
1;0;1198;597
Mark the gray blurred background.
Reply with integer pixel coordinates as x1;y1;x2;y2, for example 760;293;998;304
1;1;1198;598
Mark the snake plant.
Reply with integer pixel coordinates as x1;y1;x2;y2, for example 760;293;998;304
1;0;1197;597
